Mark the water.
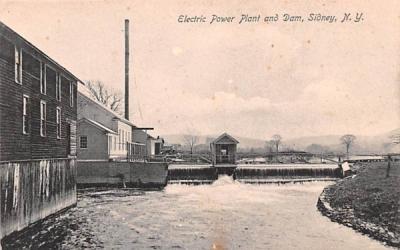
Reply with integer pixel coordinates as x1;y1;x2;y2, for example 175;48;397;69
3;177;389;250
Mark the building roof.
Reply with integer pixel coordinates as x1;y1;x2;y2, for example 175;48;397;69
78;118;118;135
0;21;84;85
78;88;136;127
211;133;239;145
147;134;156;140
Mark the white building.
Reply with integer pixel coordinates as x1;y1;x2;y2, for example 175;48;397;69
77;89;149;161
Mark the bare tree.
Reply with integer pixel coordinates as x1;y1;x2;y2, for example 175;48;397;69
184;134;199;155
271;134;282;153
265;140;274;153
390;134;400;145
86;80;123;115
265;140;275;161
386;133;399;178
340;134;356;159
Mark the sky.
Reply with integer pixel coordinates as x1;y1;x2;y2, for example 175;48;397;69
1;0;399;139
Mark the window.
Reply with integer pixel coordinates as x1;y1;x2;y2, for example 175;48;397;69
80;136;87;149
40;63;46;94
118;129;121;150
56;73;61;101
40;100;46;137
0;36;14;61
22;52;40;79
22;95;29;134
15;46;22;83
69;81;74;107
122;131;125;150
56;107;61;139
124;131;126;150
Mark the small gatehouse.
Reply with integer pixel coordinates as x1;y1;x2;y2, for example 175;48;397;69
210;133;239;175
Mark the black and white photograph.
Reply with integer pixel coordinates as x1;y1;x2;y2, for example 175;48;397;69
0;1;399;249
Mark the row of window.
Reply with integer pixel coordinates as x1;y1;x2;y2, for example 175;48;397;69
22;95;61;138
14;46;74;107
80;132;131;151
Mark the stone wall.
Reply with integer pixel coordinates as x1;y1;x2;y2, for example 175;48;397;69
0;158;77;242
77;161;168;188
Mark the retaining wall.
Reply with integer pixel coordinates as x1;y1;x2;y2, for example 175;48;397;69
0;158;77;242
77;161;168;188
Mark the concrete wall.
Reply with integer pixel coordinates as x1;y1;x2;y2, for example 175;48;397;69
77;161;168;188
0;158;77;242
77;120;109;160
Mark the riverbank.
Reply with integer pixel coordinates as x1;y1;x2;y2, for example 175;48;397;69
317;161;400;247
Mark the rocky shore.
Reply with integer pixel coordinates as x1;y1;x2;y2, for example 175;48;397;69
317;162;400;248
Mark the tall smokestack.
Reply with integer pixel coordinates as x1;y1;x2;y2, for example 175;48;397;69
124;19;130;120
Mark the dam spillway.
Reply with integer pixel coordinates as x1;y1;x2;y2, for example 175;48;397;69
167;164;217;185
235;164;342;184
167;164;342;184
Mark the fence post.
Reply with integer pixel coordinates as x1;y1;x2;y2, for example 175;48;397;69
386;155;391;178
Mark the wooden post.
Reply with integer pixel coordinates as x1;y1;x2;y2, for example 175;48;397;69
144;129;148;163
386;155;391;178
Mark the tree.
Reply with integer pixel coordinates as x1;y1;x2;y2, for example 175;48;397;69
386;133;399;177
265;140;274;153
184;134;199;155
390;134;400;145
271;134;282;153
340;134;356;159
86;80;123;115
265;140;275;161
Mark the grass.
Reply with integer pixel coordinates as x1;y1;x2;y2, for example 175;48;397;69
323;161;400;247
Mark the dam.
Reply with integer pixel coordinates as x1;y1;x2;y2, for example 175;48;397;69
168;133;342;184
168;163;342;184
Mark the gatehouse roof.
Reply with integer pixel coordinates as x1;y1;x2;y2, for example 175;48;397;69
210;133;239;145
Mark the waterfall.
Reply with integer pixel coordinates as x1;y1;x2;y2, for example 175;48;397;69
167;164;342;185
235;164;342;184
167;165;217;185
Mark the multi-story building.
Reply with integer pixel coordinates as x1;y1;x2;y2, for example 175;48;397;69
0;22;81;161
0;21;80;240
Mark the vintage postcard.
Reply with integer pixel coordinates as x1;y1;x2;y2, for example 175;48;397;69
0;1;399;249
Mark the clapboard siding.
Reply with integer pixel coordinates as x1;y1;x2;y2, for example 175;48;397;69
0;24;79;161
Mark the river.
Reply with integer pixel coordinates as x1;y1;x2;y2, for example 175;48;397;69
2;177;389;249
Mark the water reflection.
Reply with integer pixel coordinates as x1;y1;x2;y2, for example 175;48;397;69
3;178;389;250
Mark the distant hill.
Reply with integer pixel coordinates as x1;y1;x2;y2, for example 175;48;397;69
162;128;400;154
285;128;400;154
161;134;266;149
